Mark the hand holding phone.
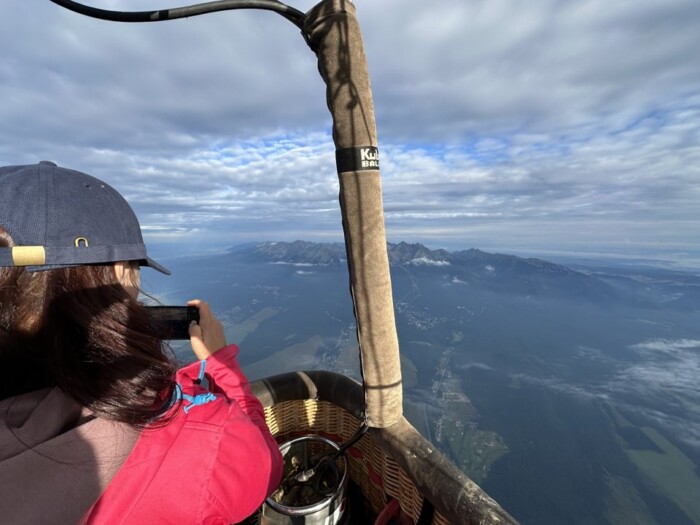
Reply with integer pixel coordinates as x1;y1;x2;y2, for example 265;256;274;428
187;299;227;360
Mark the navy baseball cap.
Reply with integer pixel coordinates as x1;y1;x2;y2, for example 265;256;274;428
0;161;170;275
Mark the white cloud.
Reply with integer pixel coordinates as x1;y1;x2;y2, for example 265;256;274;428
272;262;316;267
506;339;700;448
1;0;698;262
629;339;700;353
614;339;700;404
408;257;450;267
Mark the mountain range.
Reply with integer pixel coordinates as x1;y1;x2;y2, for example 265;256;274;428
231;240;620;302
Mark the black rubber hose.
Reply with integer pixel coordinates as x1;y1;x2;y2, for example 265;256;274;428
49;0;304;28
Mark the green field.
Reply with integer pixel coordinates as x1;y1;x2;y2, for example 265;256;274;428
623;427;700;523
226;307;279;345
612;410;700;524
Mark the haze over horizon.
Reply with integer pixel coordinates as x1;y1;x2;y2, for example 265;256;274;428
1;0;698;266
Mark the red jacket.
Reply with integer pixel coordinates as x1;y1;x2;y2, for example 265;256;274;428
84;344;283;524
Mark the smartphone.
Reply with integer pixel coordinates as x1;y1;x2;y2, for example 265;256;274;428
146;305;200;340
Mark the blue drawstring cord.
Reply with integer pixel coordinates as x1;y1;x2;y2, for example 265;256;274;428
195;359;210;390
170;359;216;413
180;391;217;414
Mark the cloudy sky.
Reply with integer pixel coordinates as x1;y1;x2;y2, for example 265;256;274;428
1;0;699;265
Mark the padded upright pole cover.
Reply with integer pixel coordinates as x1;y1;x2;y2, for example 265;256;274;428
303;0;402;428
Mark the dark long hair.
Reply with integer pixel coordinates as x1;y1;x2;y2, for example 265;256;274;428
0;227;177;427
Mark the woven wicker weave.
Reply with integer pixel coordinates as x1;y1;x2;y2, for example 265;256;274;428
264;398;450;525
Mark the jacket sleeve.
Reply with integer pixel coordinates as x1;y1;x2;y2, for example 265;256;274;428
203;344;270;431
197;345;284;523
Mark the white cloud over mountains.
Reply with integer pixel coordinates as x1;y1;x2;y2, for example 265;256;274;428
619;339;700;408
509;339;700;448
1;0;698;262
612;339;700;446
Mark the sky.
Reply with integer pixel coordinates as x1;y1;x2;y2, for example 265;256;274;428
1;0;699;266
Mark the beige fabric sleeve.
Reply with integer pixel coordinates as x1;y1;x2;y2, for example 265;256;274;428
303;0;402;428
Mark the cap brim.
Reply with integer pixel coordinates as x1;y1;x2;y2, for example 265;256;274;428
144;257;171;275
